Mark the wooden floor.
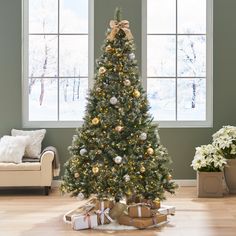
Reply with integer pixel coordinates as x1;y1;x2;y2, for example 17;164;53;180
0;187;236;236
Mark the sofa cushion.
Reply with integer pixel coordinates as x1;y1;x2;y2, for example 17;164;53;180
0;162;41;171
0;135;31;164
11;129;46;158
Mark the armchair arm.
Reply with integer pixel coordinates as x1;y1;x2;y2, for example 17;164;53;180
40;150;54;186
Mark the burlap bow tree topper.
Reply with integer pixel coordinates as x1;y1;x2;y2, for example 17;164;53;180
107;20;133;41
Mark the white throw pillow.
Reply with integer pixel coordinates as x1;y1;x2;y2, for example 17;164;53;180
0;135;30;163
11;129;46;158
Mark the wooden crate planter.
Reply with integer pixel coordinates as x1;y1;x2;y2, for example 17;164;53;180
224;159;236;194
197;172;224;198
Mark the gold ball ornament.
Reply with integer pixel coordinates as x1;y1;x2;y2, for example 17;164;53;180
147;147;154;155
74;172;80;178
105;45;112;52
140;166;146;173
115;125;124;132
167;174;173;180
133;89;141;98
99;66;106;75
92;166;99;174
96;87;102;93
92;117;100;125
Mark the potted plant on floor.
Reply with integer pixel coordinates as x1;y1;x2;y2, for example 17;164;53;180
191;144;227;197
213;126;236;193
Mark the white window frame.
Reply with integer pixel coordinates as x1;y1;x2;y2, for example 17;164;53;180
142;0;213;128
22;0;94;128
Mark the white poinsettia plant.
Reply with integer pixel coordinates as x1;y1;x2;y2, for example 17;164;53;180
191;144;227;172
212;125;236;159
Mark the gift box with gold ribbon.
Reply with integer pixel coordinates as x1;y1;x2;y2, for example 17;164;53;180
128;203;152;218
118;213;167;229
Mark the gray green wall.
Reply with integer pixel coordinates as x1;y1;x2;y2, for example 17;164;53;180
0;0;235;179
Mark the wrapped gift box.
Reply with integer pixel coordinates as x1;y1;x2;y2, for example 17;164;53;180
128;204;152;218
118;213;167;229
157;205;175;215
72;213;98;230
110;202;127;220
95;199;114;210
95;200;114;225
139;199;161;209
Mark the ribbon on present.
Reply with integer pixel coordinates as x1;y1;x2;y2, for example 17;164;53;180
95;201;114;225
107;20;133;41
83;213;92;228
128;202;151;218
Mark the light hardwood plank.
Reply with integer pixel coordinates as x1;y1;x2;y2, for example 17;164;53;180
0;187;235;236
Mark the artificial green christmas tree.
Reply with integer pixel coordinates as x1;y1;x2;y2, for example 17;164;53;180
61;9;176;201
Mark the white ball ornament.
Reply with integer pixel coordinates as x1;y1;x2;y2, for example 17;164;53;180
76;192;85;201
129;53;135;60
114;156;123;164
123;79;131;86
124;174;130;182
110;96;118;105
80;148;87;156
139;132;147;141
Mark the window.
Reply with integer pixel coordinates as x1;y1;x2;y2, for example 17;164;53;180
22;0;93;128
143;0;213;127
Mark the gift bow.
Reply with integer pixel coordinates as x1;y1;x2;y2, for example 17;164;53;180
96;208;114;225
107;20;133;41
83;213;92;228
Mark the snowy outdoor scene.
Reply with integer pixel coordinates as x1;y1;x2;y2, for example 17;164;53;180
27;0;207;122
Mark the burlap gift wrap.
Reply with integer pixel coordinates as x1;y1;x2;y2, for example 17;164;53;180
118;213;167;229
64;203;94;222
110;202;128;220
126;195;160;209
95;200;114;225
142;199;161;209
128;203;152;218
72;213;98;230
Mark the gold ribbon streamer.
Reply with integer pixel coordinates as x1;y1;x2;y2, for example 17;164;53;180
107;20;133;41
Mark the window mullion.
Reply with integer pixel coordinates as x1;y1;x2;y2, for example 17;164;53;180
57;0;60;121
175;0;178;121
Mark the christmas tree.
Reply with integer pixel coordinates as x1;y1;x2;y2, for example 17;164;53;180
61;9;176;201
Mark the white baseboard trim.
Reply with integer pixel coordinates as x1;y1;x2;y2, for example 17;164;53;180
52;179;197;188
174;179;197;187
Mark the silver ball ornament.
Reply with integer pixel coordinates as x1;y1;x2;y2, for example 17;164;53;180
123;79;131;86
114;156;122;164
129;53;135;60
76;192;85;201
110;96;118;105
80;148;87;156
139;132;147;141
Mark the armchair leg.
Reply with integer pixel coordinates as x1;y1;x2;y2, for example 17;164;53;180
44;186;50;195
